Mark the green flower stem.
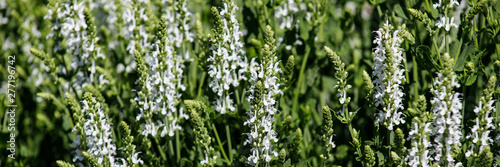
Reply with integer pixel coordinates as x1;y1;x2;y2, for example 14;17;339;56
59;87;74;128
292;42;311;115
154;136;167;161
225;121;233;163
376;5;382;17
404;52;410;84
169;140;175;161
462;73;467;135
176;130;180;163
117;94;124;108
209;123;230;164
433;36;443;68
197;73;206;99
413;56;419;102
445;8;449;54
235;88;241;105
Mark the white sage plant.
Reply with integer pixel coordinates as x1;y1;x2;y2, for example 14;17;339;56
430;53;463;166
243;25;282;166
372;20;407;131
406;95;433;167
208;0;248;114
465;76;496;164
134;17;188;138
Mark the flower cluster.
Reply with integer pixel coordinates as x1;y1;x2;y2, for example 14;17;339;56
433;0;459;31
372;20;406;131
122;0;149;55
465;76;496;163
406;95;433;167
45;0;107;93
243;26;282;165
68;92;143;166
70;93;127;166
208;0;248;114
274;0;301;30
185;100;217;166
162;0;194;60
429;53;463;166
135;17;188;138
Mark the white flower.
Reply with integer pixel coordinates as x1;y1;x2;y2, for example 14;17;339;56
73;100;118;165
372;20;406;131
466;97;496;158
275;0;300;30
136;41;187;138
131;151;144;164
208;0;248;114
433;0;460;31
243;56;282;165
406;122;432;167
430;69;463;166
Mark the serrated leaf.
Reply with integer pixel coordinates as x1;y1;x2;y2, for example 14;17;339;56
415;45;440;71
283;159;291;167
466;74;477;86
393;4;408;19
181;158;193;167
454;41;474;71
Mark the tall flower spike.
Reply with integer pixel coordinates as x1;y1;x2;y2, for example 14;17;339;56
184;100;217;166
321;106;335;160
430;53;463;166
135;17;188;138
161;0;194;60
208;0;248;114
243;25;282;166
46;0;107;94
325;46;351;115
433;0;459;31
465;76;496;166
372;20;406;131
71;92;125;166
120;0;150;74
406;95;433;167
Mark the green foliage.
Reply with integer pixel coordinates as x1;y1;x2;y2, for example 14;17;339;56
2;0;500;166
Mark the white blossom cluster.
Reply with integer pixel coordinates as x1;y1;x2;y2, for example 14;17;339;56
430;72;463;166
161;0;194;60
208;0;248;114
122;0;149;55
135;40;189;138
274;0;301;30
243;56;283;165
433;0;459;31
274;0;304;51
465;100;496;157
73;101;119;165
73;97;143;166
45;0;107;93
372;20;406;131
118;0;150;74
406;122;432;167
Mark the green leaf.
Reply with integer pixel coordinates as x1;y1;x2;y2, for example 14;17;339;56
466;74;477;86
415;45;440;71
393;4;408;20
299;20;309;41
454;41;474;71
283;159;291;167
181;158;193;167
